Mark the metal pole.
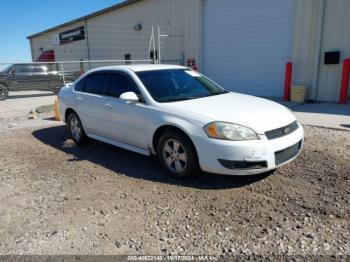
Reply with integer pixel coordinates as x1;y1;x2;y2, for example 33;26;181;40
152;27;157;64
84;19;91;70
311;0;326;101
157;26;161;64
0;59;153;65
339;59;350;104
148;26;153;63
284;62;293;101
60;63;66;86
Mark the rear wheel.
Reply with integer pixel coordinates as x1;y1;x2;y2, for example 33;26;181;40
0;85;9;101
67;112;86;144
157;131;200;179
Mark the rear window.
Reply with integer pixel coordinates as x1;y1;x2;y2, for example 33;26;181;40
74;78;85;92
14;65;44;73
84;74;109;95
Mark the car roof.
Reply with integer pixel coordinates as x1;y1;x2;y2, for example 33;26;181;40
88;64;187;73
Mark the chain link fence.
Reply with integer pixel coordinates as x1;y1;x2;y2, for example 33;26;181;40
0;23;185;103
0;59;153;101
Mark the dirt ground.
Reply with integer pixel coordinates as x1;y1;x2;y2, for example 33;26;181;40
0;115;349;258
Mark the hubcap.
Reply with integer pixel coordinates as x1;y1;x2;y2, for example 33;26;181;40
162;139;187;173
70;117;82;141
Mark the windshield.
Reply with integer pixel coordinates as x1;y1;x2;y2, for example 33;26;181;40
136;69;228;102
1;65;13;73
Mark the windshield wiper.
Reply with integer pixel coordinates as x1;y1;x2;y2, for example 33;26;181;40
161;91;229;102
162;97;198;102
208;91;229;96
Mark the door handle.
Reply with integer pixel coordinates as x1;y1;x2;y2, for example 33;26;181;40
76;96;83;101
105;103;113;108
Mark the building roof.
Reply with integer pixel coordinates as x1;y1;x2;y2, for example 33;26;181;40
27;0;143;39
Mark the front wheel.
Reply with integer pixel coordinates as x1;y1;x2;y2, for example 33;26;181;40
67;112;87;144
157;131;200;179
0;85;9;101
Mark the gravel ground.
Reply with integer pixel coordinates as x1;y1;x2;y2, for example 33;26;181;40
0;116;349;258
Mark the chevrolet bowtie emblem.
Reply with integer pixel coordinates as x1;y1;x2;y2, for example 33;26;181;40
284;127;291;134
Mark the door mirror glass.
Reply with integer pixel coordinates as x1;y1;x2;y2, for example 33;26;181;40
119;92;139;102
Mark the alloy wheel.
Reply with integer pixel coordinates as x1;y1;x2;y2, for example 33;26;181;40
70;116;82;142
162;138;188;173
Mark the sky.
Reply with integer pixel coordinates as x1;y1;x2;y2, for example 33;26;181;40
0;0;122;62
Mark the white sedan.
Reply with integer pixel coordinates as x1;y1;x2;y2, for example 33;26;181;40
58;65;304;178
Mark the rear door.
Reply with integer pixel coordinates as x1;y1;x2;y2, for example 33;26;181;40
74;72;111;137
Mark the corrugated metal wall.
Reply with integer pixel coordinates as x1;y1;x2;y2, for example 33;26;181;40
293;0;350;102
317;0;350;101
86;0;202;64
202;0;296;97
292;0;324;100
30;0;202;67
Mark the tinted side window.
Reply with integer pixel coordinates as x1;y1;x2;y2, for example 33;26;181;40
14;65;44;73
108;74;139;98
84;74;109;95
14;65;29;73
74;78;85;92
31;66;46;73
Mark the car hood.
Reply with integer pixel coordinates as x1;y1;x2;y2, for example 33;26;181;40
163;92;297;134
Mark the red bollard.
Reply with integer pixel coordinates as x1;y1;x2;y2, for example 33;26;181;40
284;62;293;101
339;59;350;104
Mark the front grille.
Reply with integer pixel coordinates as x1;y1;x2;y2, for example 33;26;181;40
265;121;299;140
275;140;302;166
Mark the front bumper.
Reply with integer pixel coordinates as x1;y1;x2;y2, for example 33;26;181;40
192;123;304;176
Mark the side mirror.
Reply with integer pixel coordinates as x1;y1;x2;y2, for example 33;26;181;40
119;92;139;102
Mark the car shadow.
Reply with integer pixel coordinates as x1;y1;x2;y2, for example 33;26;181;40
32;125;273;190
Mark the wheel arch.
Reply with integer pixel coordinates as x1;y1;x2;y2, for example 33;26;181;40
152;124;198;158
65;108;77;122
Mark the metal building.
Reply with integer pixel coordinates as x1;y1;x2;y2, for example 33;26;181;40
28;0;350;102
28;0;202;66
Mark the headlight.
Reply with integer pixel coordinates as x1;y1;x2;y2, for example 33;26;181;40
204;122;259;141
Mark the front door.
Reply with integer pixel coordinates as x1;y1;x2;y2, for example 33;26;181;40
104;72;149;149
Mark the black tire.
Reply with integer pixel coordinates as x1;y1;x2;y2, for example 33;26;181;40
0;85;9;101
67;112;87;144
157;131;200;179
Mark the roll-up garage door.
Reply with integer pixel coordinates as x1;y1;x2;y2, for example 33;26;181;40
203;0;295;97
